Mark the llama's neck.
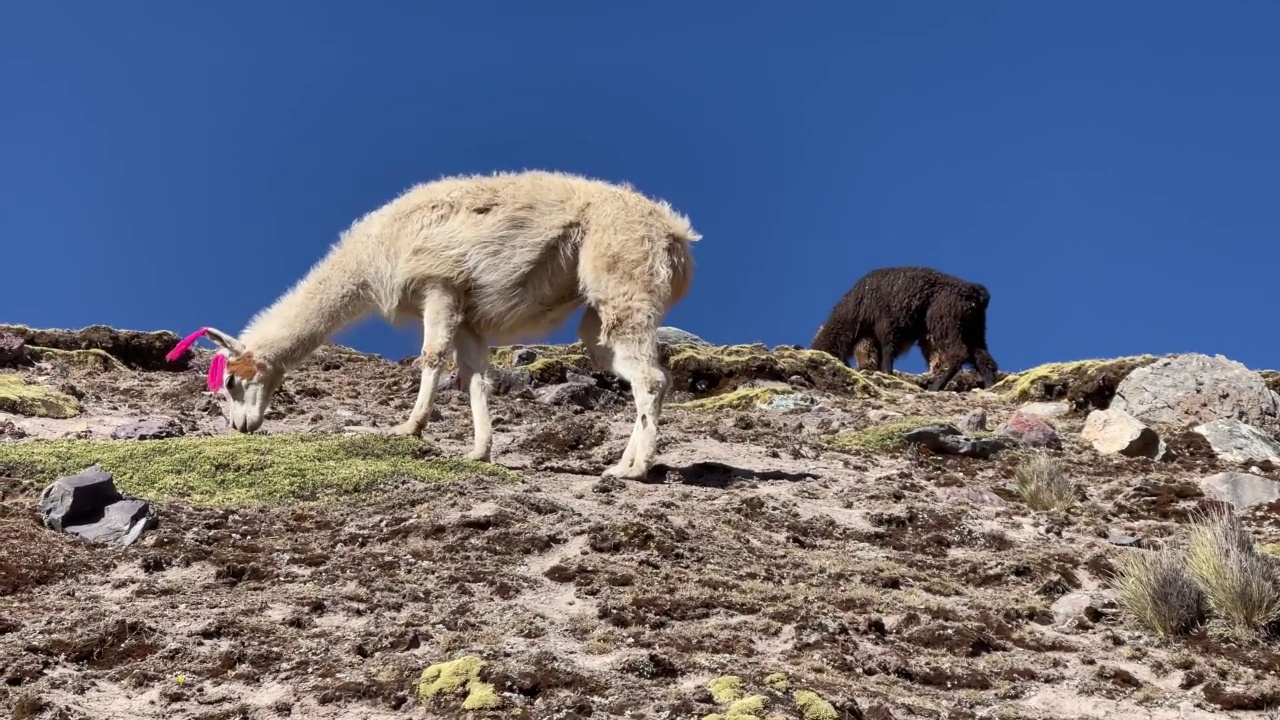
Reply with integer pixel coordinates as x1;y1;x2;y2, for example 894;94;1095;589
239;246;376;368
810;322;850;361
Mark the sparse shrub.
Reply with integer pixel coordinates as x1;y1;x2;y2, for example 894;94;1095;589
1113;546;1203;639
1013;454;1077;512
1184;504;1280;639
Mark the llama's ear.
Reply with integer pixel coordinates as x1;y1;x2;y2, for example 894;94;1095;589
204;327;245;356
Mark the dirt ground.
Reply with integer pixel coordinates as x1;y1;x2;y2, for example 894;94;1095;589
2;329;1280;719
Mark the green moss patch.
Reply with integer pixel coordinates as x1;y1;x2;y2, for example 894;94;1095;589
666;344;917;399
418;655;502;710
793;690;837;720
26;346;126;372
0;373;81;418
826;415;960;453
670;387;789;411
991;355;1156;404
0;432;516;506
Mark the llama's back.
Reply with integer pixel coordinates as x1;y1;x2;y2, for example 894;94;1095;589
361;170;698;341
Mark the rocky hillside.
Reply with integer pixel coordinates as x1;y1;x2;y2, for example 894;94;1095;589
3;324;1280;720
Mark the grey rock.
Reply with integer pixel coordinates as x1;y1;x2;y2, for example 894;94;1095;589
535;381;616;410
1192;419;1280;465
995;410;1061;449
512;348;540;366
490;368;533;397
1111;353;1280;433
1051;591;1115;624
1018;401;1071;419
1081;407;1171;460
902;424;1008;459
1200;471;1280;510
111;417;184;441
0;333;24;366
935;486;1008;507
38;466;156;545
760;393;818;413
960;408;988;432
565;371;596;386
1106;531;1143;548
0;419;27;440
656;327;708;346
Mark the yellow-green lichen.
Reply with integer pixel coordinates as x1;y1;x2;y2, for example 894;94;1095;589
25;346;126;372
793;690;837;720
990;355;1156;402
708;675;744;703
826;415;955;453
763;672;789;692
667;344;919;399
670;387;789;411
727;694;768;715
0;432;516;507
418;655;502;710
0;373;81;419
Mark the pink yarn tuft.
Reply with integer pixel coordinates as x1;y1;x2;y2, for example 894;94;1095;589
207;354;227;392
167;327;228;393
166;327;210;363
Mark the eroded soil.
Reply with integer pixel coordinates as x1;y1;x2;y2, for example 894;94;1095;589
2;337;1279;719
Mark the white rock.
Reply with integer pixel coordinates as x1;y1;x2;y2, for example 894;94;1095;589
1081;407;1170;460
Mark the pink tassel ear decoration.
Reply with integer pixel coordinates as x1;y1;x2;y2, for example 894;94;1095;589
207;353;227;393
166;327;228;393
166;327;210;363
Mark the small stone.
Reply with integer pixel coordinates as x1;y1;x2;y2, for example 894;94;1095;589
1106;531;1143;548
995;410;1061;449
868;409;902;423
535;382;616;410
1051;591;1114;624
902;425;1008;459
1018;401;1071;419
111;417;185;441
512;348;540;366
959;408;987;432
760;393;818;413
490;368;533;397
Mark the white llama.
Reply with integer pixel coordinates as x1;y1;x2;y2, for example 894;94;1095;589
197;169;700;480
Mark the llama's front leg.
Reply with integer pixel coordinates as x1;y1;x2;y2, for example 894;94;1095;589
392;289;460;437
454;326;493;462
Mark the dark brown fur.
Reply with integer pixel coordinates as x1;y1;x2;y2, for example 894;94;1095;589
811;266;999;391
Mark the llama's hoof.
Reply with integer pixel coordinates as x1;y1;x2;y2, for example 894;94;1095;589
464;448;491;463
602;462;648;481
387;421;423;437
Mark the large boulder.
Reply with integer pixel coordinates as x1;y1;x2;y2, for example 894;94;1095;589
1110;353;1280;434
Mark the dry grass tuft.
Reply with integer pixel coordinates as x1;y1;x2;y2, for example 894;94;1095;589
1113;546;1203;639
1013;454;1078;512
1184;504;1280;640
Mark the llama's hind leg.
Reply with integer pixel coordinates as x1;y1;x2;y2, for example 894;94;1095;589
599;319;668;481
391;287;461;436
454;325;493;462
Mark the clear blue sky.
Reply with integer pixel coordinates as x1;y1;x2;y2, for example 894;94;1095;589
3;2;1277;373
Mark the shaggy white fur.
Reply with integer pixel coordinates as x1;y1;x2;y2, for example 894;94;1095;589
202;169;700;480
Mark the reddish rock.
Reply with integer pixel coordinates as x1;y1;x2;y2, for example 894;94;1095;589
995;410;1061;449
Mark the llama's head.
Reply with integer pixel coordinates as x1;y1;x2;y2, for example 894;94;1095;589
202;328;285;433
168;326;285;433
